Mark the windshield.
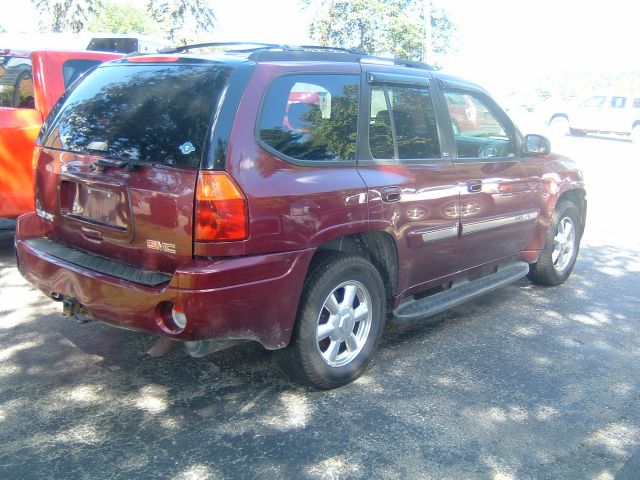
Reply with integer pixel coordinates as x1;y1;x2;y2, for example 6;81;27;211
42;63;231;168
0;56;35;109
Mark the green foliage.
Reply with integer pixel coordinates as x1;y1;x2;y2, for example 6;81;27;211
86;1;157;34
31;0;102;33
145;0;215;42
302;0;457;65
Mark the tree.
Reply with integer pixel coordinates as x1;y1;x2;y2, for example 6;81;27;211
145;0;215;42
301;0;457;66
86;1;157;34
31;0;102;33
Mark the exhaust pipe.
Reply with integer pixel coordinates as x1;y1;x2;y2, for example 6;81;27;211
183;339;245;358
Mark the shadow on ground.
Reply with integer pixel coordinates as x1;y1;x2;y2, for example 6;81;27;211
0;231;639;479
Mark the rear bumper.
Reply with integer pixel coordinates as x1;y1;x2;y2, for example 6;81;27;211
16;213;314;349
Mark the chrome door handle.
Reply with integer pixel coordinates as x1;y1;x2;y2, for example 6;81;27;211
467;180;482;193
381;186;402;202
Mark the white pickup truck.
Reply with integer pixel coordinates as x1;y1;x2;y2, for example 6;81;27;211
549;94;640;142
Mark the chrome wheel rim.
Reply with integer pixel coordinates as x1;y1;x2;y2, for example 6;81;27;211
552;216;576;272
316;280;373;368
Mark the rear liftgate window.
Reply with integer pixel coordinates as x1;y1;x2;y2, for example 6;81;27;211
258;74;360;162
43;64;230;168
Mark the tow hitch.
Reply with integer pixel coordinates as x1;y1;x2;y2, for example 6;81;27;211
58;296;94;324
62;297;80;316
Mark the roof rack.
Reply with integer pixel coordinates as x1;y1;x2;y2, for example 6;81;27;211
158;41;432;71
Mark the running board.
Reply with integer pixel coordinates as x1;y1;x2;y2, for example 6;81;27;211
392;262;530;323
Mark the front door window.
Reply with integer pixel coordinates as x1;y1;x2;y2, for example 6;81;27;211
444;91;515;160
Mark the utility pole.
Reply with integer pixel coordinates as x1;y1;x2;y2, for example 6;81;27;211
423;0;432;63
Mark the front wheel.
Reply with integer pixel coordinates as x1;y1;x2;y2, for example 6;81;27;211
280;254;386;389
549;116;570;137
528;200;582;286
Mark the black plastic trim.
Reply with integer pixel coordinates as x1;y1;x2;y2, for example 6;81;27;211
25;238;171;287
202;62;256;170
367;72;430;86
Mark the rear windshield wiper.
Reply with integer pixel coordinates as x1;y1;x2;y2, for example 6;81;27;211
90;158;139;172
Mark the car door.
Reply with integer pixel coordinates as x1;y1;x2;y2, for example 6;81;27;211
356;67;461;296
437;80;538;272
570;95;607;132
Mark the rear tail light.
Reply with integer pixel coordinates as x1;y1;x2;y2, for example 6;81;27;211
195;171;248;242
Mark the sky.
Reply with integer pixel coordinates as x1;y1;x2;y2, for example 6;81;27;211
1;0;637;97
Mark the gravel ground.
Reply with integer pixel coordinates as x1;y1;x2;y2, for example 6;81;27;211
0;135;639;479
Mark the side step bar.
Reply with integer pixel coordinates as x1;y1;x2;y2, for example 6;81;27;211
392;262;530;323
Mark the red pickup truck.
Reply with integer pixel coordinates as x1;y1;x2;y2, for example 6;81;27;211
0;49;122;218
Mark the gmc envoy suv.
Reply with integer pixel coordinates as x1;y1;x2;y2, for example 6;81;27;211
16;43;586;389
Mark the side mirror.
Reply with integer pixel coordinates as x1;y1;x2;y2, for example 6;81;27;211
523;134;551;156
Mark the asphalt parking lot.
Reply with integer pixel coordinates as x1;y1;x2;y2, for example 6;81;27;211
1;135;639;479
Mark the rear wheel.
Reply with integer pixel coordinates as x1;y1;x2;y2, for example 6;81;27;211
280;254;386;389
528;200;581;286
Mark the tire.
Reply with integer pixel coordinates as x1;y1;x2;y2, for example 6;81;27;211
549;116;570;137
280;254;386;389
528;200;581;286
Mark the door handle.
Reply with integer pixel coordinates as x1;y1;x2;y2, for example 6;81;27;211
467;180;483;193
381;186;402;203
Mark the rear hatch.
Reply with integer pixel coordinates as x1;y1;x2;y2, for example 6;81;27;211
35;58;232;273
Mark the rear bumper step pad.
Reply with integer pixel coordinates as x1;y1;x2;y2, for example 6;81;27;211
393;262;530;322
24;238;170;287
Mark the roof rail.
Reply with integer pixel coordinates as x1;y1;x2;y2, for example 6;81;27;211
160;42;284;54
158;41;433;70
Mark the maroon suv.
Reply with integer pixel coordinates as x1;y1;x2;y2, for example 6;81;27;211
16;44;586;389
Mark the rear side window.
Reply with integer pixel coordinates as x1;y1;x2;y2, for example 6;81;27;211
369;84;440;160
62;59;102;88
634;98;640;109
258;74;359;163
43;64;230;168
0;56;35;109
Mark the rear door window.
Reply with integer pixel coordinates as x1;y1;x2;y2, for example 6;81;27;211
42;63;230;168
62;59;102;88
258;74;360;163
610;96;627;108
369;84;441;160
0;56;35;109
